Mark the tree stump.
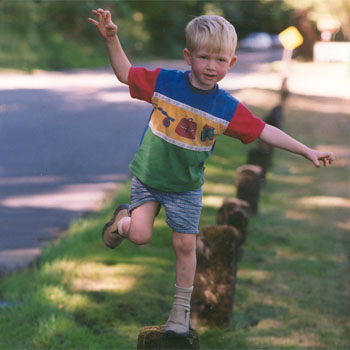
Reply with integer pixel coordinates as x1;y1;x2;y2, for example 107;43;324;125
217;198;250;259
235;165;262;215
191;225;241;328
137;325;200;349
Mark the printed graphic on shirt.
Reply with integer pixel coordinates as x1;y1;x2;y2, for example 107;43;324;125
150;93;228;151
200;124;215;142
175;118;197;140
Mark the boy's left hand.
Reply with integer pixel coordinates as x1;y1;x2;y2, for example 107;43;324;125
305;149;335;168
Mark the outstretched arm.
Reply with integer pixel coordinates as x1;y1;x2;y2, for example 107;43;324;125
88;8;131;85
259;124;335;168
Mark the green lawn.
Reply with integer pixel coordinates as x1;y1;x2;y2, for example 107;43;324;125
0;90;349;349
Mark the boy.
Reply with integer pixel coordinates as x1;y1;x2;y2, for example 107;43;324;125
88;9;335;337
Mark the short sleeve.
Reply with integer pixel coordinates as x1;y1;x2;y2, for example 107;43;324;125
128;67;161;103
224;102;266;144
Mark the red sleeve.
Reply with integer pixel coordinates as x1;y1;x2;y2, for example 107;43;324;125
128;67;161;103
224;102;266;144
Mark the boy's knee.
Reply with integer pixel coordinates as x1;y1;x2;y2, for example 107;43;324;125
128;229;152;245
173;233;196;255
129;237;150;245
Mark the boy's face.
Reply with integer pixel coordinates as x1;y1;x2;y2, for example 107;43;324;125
184;47;237;90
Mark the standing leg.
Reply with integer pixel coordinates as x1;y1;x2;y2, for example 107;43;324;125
172;232;197;288
164;232;197;336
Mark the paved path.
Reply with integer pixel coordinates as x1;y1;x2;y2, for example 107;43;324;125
0;73;151;272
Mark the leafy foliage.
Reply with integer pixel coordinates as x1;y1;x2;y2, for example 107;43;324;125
0;0;292;70
0;0;348;69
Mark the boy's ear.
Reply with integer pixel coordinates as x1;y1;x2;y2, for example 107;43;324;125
184;48;192;66
229;55;237;68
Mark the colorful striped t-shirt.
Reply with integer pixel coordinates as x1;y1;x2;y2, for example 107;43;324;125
128;67;265;192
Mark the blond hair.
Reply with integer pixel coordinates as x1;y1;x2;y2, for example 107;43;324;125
185;15;237;56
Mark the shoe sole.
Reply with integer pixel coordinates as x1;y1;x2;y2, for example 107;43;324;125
163;329;190;338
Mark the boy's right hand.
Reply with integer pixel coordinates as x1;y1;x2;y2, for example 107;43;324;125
88;9;118;39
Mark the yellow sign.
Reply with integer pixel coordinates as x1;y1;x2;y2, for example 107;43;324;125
278;26;304;50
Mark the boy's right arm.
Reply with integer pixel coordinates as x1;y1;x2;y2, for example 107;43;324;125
88;9;131;85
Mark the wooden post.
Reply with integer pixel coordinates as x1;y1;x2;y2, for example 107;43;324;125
191;225;241;328
255;102;285;175
235;165;262;215
258;139;275;167
137;325;200;349
217;198;250;260
247;147;271;185
264;104;283;129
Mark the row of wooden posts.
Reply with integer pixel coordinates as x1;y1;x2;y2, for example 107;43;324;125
138;102;285;349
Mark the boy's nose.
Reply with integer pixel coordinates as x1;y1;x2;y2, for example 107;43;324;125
206;59;216;70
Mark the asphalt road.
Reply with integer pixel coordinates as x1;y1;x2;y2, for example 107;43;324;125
0;49;283;273
0;74;152;272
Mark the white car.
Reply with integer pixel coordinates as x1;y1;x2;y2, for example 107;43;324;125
239;32;274;50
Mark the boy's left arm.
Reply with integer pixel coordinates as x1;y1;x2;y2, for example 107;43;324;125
259;124;335;168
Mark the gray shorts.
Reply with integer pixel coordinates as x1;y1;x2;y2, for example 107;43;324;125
129;176;202;234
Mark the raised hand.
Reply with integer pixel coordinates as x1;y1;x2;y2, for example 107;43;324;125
88;8;118;39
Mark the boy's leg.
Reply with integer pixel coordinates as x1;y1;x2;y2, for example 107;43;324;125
164;232;197;336
127;201;160;245
172;232;197;288
102;201;159;247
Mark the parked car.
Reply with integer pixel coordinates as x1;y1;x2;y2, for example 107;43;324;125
270;34;283;48
238;32;274;50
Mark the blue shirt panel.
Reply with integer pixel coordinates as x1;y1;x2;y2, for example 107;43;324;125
154;69;239;123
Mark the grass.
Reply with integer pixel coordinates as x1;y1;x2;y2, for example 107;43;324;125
0;90;349;349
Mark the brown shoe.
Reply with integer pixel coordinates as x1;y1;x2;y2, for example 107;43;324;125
102;204;129;248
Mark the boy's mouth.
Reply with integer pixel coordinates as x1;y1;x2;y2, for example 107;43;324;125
203;73;216;79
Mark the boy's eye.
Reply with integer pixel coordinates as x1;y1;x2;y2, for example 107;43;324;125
200;56;208;60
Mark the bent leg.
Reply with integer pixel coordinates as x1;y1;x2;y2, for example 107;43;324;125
121;201;160;245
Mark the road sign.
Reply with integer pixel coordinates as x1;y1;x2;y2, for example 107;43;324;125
278;26;304;51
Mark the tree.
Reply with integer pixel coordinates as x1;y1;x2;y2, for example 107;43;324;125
285;0;350;40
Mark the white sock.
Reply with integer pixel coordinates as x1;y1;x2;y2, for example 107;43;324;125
173;284;193;310
164;284;193;334
117;216;131;237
